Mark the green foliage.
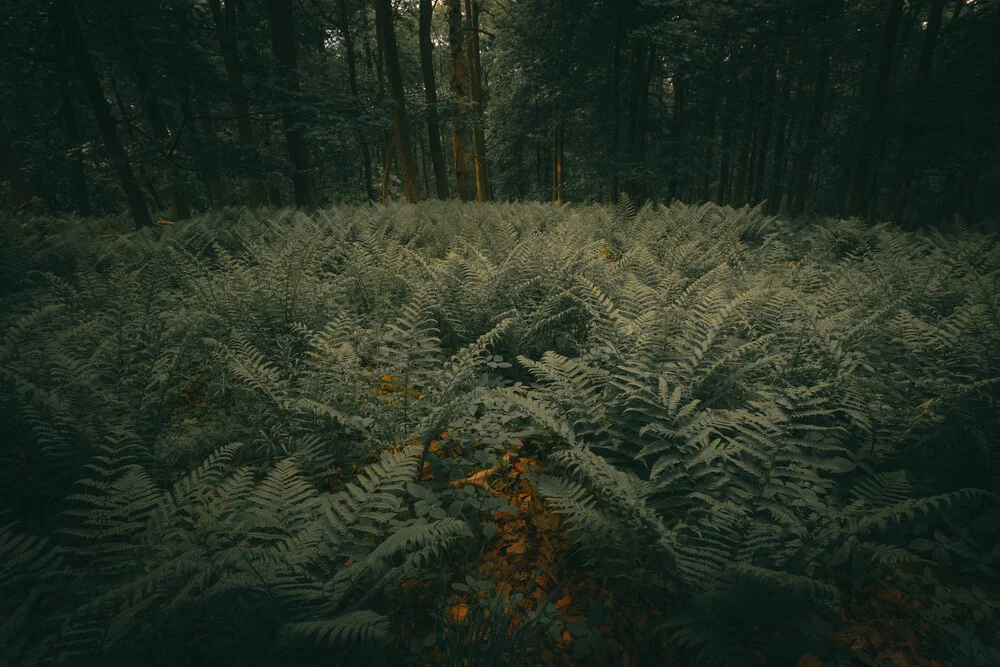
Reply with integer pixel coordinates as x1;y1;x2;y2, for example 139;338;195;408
1;202;998;665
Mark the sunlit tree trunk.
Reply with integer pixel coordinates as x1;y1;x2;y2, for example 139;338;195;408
446;0;472;201
465;0;489;201
375;0;420;203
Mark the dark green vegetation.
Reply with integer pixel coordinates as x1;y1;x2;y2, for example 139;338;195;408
1;201;998;665
1;1;998;229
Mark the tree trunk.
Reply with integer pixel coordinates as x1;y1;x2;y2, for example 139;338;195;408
53;15;90;216
336;0;375;202
732;43;763;208
887;0;945;227
208;0;266;208
700;50;722;202
268;0;318;210
446;0;472;201
60;0;151;228
119;14;191;219
790;45;830;217
766;63;793;215
419;0;449;199
112;81;163;212
374;0;420;204
465;0;489;202
195;96;225;209
849;0;904;217
0;119;31;211
552;110;563;204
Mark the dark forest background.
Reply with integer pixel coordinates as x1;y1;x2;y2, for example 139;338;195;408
1;0;997;229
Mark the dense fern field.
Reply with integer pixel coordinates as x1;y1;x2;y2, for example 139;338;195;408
1;201;999;666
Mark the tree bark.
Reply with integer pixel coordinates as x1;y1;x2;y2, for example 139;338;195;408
849;0;904;217
118;13;191;219
419;0;449;199
268;0;318;210
465;0;489;201
374;0;420;203
195;96;225;209
766;62;793;215
53;14;90;216
790;45;830;217
60;0;151;228
732;43;763;208
208;0;266;208
446;0;472;201
0;119;31;212
887;0;945;226
336;0;375;202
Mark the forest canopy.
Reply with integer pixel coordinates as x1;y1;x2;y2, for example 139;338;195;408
0;0;997;229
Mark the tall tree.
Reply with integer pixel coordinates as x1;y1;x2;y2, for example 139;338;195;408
887;0;945;226
849;0;905;217
420;0;449;199
374;0;420;203
52;14;89;216
465;0;489;201
118;10;191;219
790;40;831;217
208;0;267;207
268;0;318;210
336;0;375;202
0;118;31;211
446;0;472;200
59;0;151;228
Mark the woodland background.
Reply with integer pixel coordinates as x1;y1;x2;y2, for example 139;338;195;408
0;0;998;229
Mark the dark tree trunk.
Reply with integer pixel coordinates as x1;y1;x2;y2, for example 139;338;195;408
420;0;449;199
849;0;904;217
465;0;489;201
446;0;472;201
790;46;830;217
268;0;318;210
118;14;191;219
53;15;90;216
766;63;794;215
195;96;225;209
336;0;375;202
733;43;763;208
0;119;31;211
208;0;266;208
751;58;777;205
700;50;722;202
888;0;945;227
60;0;151;228
374;0;420;203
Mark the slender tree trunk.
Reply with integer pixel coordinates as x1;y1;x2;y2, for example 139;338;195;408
609;9;623;200
381;143;393;205
419;0;449;199
552;108;563;204
111;82;163;212
119;14;191;219
888;0;945;226
208;0;266;208
0;119;31;211
268;0;318;210
60;0;151;228
668;73;684;201
374;0;420;204
849;0;904;216
790;45;830;217
700;50;722;202
336;0;375;202
446;0;472;201
195;96;225;209
766;63;793;215
464;0;489;201
733;43;762;208
53;15;90;216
